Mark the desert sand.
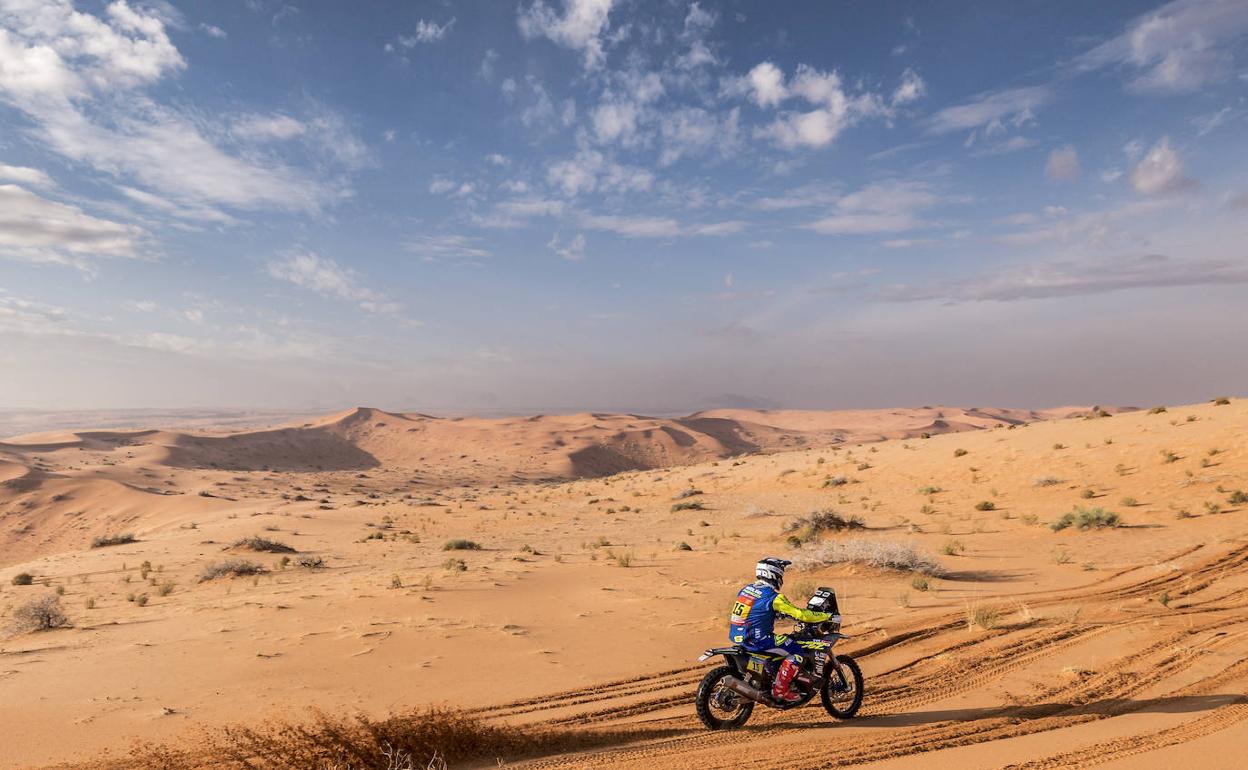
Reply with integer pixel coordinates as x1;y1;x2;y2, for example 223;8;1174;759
1;400;1246;769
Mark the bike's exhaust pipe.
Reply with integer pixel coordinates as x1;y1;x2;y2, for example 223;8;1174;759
722;676;769;703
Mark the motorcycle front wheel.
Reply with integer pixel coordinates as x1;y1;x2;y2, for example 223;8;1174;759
821;655;863;719
695;665;755;730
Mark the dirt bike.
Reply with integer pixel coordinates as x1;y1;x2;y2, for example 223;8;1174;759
694;587;864;729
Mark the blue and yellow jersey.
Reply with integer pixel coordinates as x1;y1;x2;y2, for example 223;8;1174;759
728;580;831;648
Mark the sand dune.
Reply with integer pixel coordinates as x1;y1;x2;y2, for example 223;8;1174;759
4;399;1246;770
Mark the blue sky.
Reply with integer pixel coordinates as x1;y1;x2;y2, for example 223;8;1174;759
1;0;1246;412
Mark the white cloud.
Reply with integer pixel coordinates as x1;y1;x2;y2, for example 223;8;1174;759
1075;0;1248;93
199;23;226;39
397;18;456;46
805;180;943;235
0;183;144;266
518;0;615;69
658;107;739;165
579;213;680;238
1045;146;1081;182
231;113;306;142
744;62;787;107
880;253;1248;302
547;232;586;261
1130;137;1194;194
737;63;893;150
0;2;356;215
546;149;652;196
0;162;54;188
925;85;1051;134
892;68;926;104
404;234;491;261
266;249;399;313
485;153;510;166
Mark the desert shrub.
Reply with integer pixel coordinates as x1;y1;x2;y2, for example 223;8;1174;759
974;501;996;511
442;539;482;551
8;595;69;633
198;559;267;582
1159;450;1179;464
442;558;467;572
1081;489;1096;499
11;572;34;586
822;475;848;487
1148;406;1167;414
1121;496;1139;507
296;555;325;568
670;501;705;512
782;509;864;542
965;603;1000;630
953;448;968;457
1050;507;1121;532
1212;397;1231;406
675;542;692;551
1228;490;1248;506
795;539;944;576
941;539;965;555
233;536;295;553
672;488;703;500
614;552;633;568
910;575;930;591
91;533;136;548
1033;477;1063;487
916;486;941;495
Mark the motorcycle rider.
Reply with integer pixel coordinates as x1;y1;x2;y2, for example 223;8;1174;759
729;557;833;703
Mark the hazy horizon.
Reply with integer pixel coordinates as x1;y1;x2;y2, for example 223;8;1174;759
3;1;1247;412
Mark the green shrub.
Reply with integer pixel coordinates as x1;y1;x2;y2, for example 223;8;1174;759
1050;507;1121;531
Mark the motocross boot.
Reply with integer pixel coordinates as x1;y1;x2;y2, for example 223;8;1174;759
771;658;803;703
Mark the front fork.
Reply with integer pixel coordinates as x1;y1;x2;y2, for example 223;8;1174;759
815;650;848;689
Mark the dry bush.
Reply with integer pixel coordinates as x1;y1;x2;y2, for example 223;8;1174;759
965;603;1001;630
91;533;137;548
199;559;268;582
8;595;69;634
234;536;296;553
441;539;481;551
1033;476;1063;487
296;555;326;568
783;509;865;543
796;539;944;576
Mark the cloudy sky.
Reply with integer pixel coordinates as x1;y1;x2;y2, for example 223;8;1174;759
2;0;1246;413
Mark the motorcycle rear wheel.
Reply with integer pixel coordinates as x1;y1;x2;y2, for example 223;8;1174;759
820;655;863;719
695;666;755;730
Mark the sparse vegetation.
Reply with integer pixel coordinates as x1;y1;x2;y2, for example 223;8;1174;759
1121;496;1139;507
1228;490;1248;506
8;595;69;633
1080;488;1096;499
910;575;930;591
953;448;968;457
1050;507;1121;531
675;541;692;551
1148;406;1167;414
672;488;703;499
11;572;34;586
822;475;848;488
442;558;468;572
1033;476;1063;487
233;536;296;553
782;509;865;544
796;539;944;576
198;559;268;582
974;501;996;511
916;485;941;495
91;533;136;548
1212;397;1231;406
442;539;482;551
941;539;965;556
671;501;705;512
296;555;326;568
965;603;1000;630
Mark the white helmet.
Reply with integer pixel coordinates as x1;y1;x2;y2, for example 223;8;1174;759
755;557;791;588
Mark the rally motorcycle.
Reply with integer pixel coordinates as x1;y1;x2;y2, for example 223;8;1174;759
694;587;864;729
